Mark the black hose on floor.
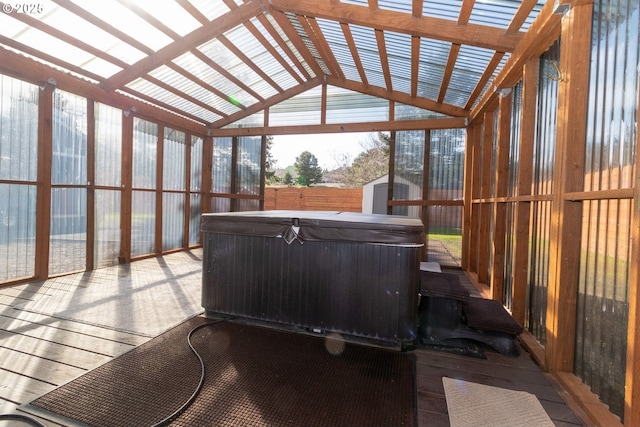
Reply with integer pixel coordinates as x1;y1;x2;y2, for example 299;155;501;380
150;317;235;427
0;413;48;427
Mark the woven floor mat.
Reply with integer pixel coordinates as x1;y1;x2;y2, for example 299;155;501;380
26;317;416;427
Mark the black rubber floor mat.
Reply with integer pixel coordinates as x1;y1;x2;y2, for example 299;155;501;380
28;317;416;427
463;298;523;335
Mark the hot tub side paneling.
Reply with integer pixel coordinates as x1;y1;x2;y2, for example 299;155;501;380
201;212;423;346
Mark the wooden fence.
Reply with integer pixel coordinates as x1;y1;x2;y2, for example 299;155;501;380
264;187;363;212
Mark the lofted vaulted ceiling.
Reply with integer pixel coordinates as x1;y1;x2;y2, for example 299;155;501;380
0;0;546;132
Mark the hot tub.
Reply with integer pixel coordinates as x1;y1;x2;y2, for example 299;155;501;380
201;210;424;348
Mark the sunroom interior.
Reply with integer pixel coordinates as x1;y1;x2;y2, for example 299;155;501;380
0;0;639;426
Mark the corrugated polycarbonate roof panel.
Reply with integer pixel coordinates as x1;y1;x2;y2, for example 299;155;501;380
422;0;464;20
125;77;219;123
316;19;361;83
325;86;389;124
251;17;306;81
395;103;448;120
269;86;322;126
67;0;174;51
265;13;316;79
224;24;297;92
147;65;241;116
416;38;450;99
385;31;413;95
172;52;258;109
187;0;232;21
469;0;520;29
350;25;386;88
198;38;279;100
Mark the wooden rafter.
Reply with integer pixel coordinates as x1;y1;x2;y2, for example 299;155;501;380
438;0;473;104
165;62;247;110
301;16;345;79
464;52;505;110
411;0;423;18
102;0;264;91
189;49;265;103
217;34;284;93
264;8;326;79
375;29;393;92
268;0;523;52
255;13;313;80
340;23;368;86
114;0;180;39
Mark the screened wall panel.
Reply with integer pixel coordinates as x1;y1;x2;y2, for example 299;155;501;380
49;188;87;275
573;0;639;418
94;103;122;187
94;189;121;268
526;41;560;345
392;130;424;218
132;118;158;189
0;75;38;282
50;90;88;275
162;192;184;251
237;136;261;199
131;191;155;257
575;199;631;417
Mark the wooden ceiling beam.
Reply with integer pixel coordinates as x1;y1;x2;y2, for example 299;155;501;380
410;36;420;98
470;0;563;121
341;23;368;86
189;49;265;103
268;0;522;52
437;0;473;104
210;77;323;129
299;16;345;79
255;13;313;80
102;0;264;91
0;46;207;134
375;29;393;92
265;8;326;78
209;116;466;137
327;76;468;118
217;34;284;93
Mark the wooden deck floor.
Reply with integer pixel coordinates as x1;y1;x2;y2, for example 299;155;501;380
0;249;586;426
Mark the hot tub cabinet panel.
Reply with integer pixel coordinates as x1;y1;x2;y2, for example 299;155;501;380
201;211;424;347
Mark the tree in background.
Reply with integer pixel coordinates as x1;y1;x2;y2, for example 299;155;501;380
294;151;323;186
264;135;281;185
283;170;294;186
332;132;390;186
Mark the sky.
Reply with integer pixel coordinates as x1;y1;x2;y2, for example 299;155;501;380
270;132;374;170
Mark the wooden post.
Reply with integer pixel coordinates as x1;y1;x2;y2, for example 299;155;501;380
34;81;54;279
86;99;95;270
511;57;538;325
119;111;133;264
490;90;512;301
545;3;592;373
477;109;495;285
155;126;164;254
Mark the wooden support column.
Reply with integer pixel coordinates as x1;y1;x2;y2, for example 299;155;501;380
421;130;431;233
464;123;482;273
490;91;512;301
545;3;592;373
86;99;96;270
477;110;495;285
119;111;133;264
155;126;164;254
511;57;538;325
624;59;640;427
183;133;192;249
34;81;54;279
201;135;213;215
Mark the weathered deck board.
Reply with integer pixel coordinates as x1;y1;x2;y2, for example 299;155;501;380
0;249;585;427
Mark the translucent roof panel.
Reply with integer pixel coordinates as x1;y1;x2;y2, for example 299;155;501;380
198;38;280;100
395;103;448;120
251;17;307;82
443;45;497;107
269;86;322;127
68;0;174;51
416;39;450;99
316;19;361;82
222;111;265;129
326;86;389;124
265;13;316;79
186;0;232;21
172;52;259;109
349;25;386;88
469;0;520;29
125;78;220;123
385;31;413;94
224;24;298;92
422;0;464;20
